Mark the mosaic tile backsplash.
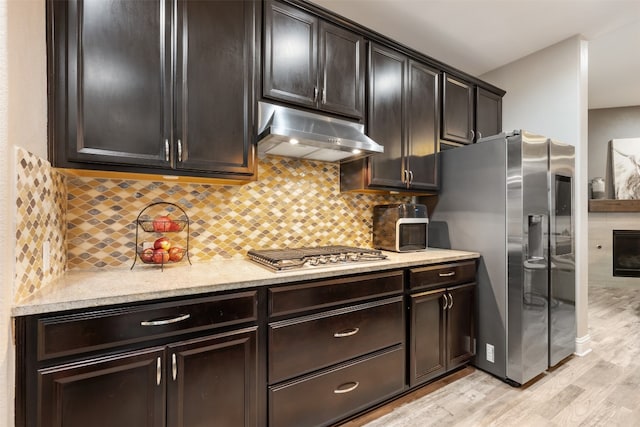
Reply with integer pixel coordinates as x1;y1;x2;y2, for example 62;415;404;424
66;156;410;270
15;147;67;302
14;149;410;298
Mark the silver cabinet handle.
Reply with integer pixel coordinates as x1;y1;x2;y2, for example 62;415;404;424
172;353;177;381
477;131;483;140
164;139;170;161
403;169;408;183
177;139;182;162
334;381;359;394
140;313;191;326
439;271;456;277
156;357;162;385
471;129;476;141
409;170;414;184
448;292;454;310
334;327;359;338
442;293;450;310
313;86;318;101
322;88;326;104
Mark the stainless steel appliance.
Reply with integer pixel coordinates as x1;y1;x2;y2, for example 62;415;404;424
247;246;387;272
373;204;429;252
256;102;384;163
429;130;575;386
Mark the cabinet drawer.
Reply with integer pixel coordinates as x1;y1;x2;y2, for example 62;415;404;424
409;260;476;291
37;291;257;361
269;270;403;317
269;297;404;383
269;346;405;427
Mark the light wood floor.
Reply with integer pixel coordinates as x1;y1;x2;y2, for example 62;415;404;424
342;286;640;427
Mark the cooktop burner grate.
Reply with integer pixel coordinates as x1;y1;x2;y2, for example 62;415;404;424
247;245;387;272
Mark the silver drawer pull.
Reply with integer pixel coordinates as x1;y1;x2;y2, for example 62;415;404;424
439;271;456;277
334;381;359;394
334;327;360;338
140;313;191;326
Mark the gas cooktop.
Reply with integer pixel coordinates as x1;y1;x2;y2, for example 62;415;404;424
247;245;387;272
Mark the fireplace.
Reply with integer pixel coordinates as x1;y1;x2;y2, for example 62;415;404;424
613;230;640;277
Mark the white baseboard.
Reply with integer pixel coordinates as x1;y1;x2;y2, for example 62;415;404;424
574;334;592;356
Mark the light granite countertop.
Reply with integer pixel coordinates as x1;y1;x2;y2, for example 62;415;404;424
12;248;479;317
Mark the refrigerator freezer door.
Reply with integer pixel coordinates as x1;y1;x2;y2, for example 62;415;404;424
549;140;576;367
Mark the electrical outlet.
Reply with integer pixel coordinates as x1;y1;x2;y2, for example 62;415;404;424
43;240;50;273
486;343;495;363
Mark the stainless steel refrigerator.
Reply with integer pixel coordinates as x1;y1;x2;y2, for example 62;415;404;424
429;130;575;386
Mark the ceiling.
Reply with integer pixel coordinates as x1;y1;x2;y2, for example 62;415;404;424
311;0;640;109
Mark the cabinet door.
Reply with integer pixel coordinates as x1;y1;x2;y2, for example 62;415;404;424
263;0;318;108
38;347;165;427
167;328;258;427
174;0;256;176
476;87;503;141
319;21;365;118
447;283;476;369
406;61;439;190
409;289;447;387
53;0;171;168
441;74;474;145
368;43;406;189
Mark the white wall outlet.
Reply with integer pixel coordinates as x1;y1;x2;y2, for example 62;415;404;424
43;240;50;273
486;343;495;363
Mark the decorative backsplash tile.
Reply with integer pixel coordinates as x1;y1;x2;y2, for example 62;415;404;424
14;149;411;299
66;156;411;270
15;147;67;302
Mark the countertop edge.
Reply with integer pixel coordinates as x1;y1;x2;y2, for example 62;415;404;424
12;250;480;317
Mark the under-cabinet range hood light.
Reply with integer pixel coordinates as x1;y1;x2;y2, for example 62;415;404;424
256;102;384;163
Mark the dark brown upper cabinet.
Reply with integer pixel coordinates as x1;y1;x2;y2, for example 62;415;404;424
48;0;258;182
441;73;475;145
441;73;503;146
263;0;365;119
341;43;439;193
475;86;503;141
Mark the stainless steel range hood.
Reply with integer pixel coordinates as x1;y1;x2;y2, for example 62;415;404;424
256;102;383;163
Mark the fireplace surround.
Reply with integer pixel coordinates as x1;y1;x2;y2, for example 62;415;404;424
613;230;640;277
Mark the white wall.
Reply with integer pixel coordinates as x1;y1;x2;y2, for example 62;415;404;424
1;0;48;424
588;106;640;196
0;1;12;424
481;35;591;355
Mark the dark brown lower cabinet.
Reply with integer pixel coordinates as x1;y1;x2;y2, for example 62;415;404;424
410;283;475;387
267;272;406;427
167;329;257;427
38;347;166;427
37;328;257;427
21;262;479;427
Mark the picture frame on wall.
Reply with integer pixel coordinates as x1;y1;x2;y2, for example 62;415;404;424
611;138;640;199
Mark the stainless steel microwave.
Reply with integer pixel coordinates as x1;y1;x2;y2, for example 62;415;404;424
373;204;429;252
